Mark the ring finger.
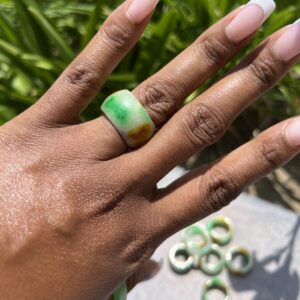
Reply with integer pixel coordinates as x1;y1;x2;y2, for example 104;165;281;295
132;19;300;183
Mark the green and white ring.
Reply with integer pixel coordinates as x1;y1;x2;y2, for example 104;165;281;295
199;244;224;276
225;246;254;276
207;216;233;246
113;282;127;300
201;277;231;300
181;223;211;257
101;90;155;148
169;243;194;274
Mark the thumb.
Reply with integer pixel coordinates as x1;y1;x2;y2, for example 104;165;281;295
126;259;162;292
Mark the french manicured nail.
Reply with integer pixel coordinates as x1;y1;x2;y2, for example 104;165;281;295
127;0;159;24
286;117;300;147
226;0;276;43
273;19;300;61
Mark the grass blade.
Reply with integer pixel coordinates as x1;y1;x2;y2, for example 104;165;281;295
13;0;47;54
27;5;74;61
81;0;103;48
0;12;20;46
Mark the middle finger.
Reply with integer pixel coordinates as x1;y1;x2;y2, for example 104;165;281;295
81;0;275;157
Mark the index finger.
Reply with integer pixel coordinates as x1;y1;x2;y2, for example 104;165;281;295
33;0;159;123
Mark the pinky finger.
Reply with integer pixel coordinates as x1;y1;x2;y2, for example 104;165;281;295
154;117;300;238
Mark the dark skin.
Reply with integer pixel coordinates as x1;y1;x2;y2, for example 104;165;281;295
0;1;299;299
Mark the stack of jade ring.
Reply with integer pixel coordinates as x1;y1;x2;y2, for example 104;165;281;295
169;216;254;299
101;90;155;148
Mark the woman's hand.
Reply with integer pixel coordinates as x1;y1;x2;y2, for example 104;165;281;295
1;0;300;299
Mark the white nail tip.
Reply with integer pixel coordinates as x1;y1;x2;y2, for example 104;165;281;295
293;18;300;25
248;0;276;21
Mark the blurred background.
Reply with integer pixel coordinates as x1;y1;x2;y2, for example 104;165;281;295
0;0;300;212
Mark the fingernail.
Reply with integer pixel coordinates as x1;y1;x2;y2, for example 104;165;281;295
286;117;300;147
273;19;300;61
226;0;276;43
127;0;159;24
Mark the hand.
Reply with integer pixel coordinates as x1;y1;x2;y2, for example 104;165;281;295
1;0;300;299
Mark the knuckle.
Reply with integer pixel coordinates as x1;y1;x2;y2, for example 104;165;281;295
140;80;183;125
122;235;156;266
102;19;131;51
1;123;47;152
254;142;281;171
248;56;279;87
203;169;242;213
121;218;158;266
199;35;232;66
182;104;226;147
65;64;99;91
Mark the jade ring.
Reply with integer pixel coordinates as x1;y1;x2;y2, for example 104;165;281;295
169;243;194;274
199;244;224;276
101;90;155;148
225;246;254;276
201;277;231;300
181;223;211;256
207;216;233;246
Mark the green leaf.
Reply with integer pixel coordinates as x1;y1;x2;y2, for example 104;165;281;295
13;0;47;54
11;72;32;95
26;4;74;61
0;85;36;105
81;0;103;48
137;9;178;80
0;104;17;125
0;12;20;46
0;39;55;84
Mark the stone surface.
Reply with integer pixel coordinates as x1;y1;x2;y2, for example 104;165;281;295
129;167;300;300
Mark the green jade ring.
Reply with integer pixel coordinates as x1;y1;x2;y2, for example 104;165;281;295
113;282;127;300
199;244;224;276
181;223;211;268
225;246;254;276
169;243;194;274
201;277;231;300
207;216;233;246
101;90;155;148
181;223;211;256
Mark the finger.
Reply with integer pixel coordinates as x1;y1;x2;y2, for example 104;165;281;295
126;259;162;292
133;1;270;126
135;20;300;182
33;0;159;123
108;259;161;300
153;117;300;239
79;1;274;157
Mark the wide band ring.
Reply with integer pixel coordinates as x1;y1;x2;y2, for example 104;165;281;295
101;90;155;148
181;223;211;256
199;244;224;276
225;246;254;276
169;243;194;274
201;277;231;300
113;282;127;300
207;216;233;246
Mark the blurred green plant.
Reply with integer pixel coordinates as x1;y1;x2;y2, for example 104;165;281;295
0;0;300;138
